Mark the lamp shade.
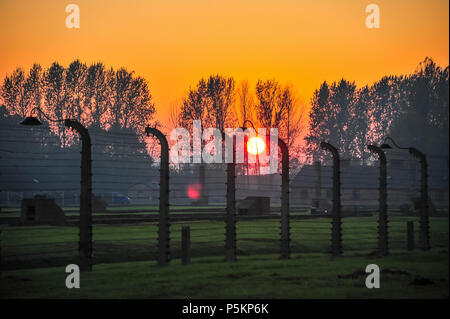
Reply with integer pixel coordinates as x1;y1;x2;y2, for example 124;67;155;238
20;116;42;126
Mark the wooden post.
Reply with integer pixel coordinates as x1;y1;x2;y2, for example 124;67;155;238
407;221;415;251
181;226;190;265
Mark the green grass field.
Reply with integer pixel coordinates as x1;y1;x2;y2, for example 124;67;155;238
0;216;448;298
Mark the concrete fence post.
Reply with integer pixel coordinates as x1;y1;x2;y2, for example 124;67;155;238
409;148;430;251
367;145;389;256
320;142;342;257
0;227;2;275
226;135;237;262
65;120;92;272
199;164;206;203
279;138;290;259
314;161;322;200
181;226;190;265
145;126;170;266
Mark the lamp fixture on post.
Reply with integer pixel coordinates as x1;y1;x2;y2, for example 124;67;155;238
20;107;93;271
380;137;409;150
380;136;430;251
19;116;43;126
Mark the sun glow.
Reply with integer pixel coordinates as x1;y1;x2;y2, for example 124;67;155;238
247;137;266;155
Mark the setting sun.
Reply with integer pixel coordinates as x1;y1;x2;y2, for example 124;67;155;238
247;136;266;155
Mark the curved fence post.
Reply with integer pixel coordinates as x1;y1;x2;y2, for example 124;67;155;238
226;134;237;262
65;119;92;272
145;126;170;266
320;142;342;257
368;144;388;256
409;148;430;251
279;138;290;259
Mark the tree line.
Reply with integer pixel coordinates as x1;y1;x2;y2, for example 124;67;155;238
305;57;449;160
2;57;448;167
1;60;156;146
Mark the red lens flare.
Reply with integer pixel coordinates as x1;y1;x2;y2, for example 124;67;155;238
187;183;203;199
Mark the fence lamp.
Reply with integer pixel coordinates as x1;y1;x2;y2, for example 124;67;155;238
20;107;94;271
380;136;430;250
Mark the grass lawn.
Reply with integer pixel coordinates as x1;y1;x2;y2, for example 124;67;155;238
1;251;448;298
0;216;448;298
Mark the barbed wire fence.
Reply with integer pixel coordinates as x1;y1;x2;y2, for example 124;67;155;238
0;125;448;271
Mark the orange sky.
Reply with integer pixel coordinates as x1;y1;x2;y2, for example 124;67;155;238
0;0;448;130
